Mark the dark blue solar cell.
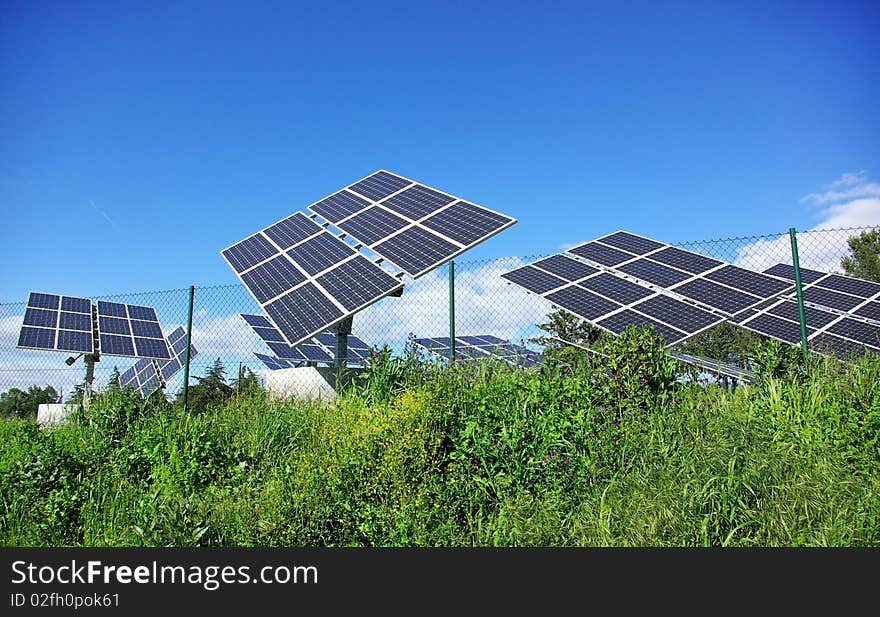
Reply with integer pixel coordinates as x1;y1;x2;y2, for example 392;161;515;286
477;334;506;345
298;343;335;362
810;333;868;358
127;305;158;322
337;206;410;245
546;285;621;320
649;247;722;274
617;259;692;287
457;335;486;345
531;254;598;282
596;231;664;255
741;313;812;345
139;375;160;398
18;326;55;349
60;296;91;313
133;337;170;359
166;327;185;345
853;301;880;323
501;265;568;295
101;333;135;356
56;330;93;353
348;171;411;202
59;311;92;331
632;294;721;334
28;292;60;310
309;190;372;223
265;283;343;346
222;234;278;274
578;273;654;306
286;232;357;277
242;255;307;303
119;366;138;388
241;314;274;328
762;263;826;284
99;316;131;336
264;213;322;249
766;301;838;329
160;358;181;380
130;319;163;339
133;358;155;375
827;318;880;349
567;241;634;266
421;201;513;246
171;336;188;356
803;287;864;312
315;255;403;311
255;353;293;371
23;307;57;328
704;265;792;298
347;335;370;351
672;278;761;315
817;274;880;299
381;185;456;220
266;341;306;360
253;326;286;343
596;309;686;345
313;332;337;347
97;301;128;318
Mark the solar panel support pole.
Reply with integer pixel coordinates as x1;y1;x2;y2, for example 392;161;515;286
449;260;456;363
789;228;810;359
334;315;353;383
182;285;195;413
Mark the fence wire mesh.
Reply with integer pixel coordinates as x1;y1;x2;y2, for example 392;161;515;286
1;225;877;402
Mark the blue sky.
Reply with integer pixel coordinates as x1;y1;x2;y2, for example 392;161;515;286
2;0;879;302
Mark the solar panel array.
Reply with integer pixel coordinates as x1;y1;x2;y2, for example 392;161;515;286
502;232;880;358
307;170;517;279
254;352;301;371
118;327;199;399
500;250;725;346
119;358;162;399
17;292;95;354
413;334;543;367
241;314;372;366
222;212;404;349
96;300;171;359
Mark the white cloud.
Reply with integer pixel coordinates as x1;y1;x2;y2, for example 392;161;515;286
735;172;880;273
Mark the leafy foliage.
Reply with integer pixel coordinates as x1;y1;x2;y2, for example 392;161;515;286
530;308;604;363
0;386;60;420
177;358;234;413
841;229;880;282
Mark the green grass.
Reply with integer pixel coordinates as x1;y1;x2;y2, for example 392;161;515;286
1;333;878;547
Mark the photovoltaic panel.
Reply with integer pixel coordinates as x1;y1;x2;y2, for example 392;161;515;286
815;274;880;299
617;259;692;287
241;314;369;365
671;278;763;315
223;211;403;348
825;318;880;349
854;301;880;322
801;287;864;312
766;300;839;329
530;254;599;282
630;294;721;334
577;273;654;305
306;170;516;279
595;309;688;345
96;301;170;359
120;358;161;399
500;265;568;294
567;242;634;266
809;333;869;358
739;313;811;345
703;265;792;298
596;231;665;255
157;327;198;382
545;285;621;320
17;292;95;354
254;352;299;371
648;247;722;274
762;263;826;284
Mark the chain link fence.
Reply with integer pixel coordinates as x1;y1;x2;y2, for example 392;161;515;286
1;225;877;401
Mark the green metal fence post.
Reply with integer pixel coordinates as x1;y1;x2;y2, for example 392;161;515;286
449;260;455;363
789;228;810;359
182;285;195;413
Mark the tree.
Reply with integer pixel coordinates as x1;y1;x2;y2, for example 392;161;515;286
841;229;880;282
176;358;233;412
0;385;60;420
106;366;122;392
231;364;262;396
529;308;605;364
675;322;758;368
